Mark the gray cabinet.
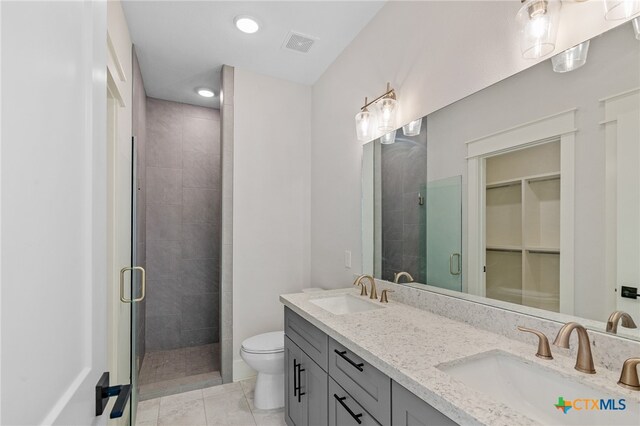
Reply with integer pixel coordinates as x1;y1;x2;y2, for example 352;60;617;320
329;377;381;426
391;381;458;426
285;307;329;370
285;336;304;426
284;307;458;426
285;307;329;426
329;338;390;425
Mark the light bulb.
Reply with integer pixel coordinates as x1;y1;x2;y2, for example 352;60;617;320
197;88;215;98
355;110;373;142
234;16;260;33
376;97;397;132
516;0;561;59
528;14;549;39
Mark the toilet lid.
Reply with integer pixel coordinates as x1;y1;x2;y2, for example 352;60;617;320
241;331;284;354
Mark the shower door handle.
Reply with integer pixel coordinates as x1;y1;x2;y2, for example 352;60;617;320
119;266;146;303
450;253;461;276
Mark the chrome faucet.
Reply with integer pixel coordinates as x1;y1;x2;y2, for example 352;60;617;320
393;271;414;284
606;311;638;334
553;322;596;374
353;274;377;300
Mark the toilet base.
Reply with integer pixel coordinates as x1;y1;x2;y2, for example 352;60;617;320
254;372;284;410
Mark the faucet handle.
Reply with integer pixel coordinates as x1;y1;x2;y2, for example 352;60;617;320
379;289;394;303
517;326;553;360
618;358;640;391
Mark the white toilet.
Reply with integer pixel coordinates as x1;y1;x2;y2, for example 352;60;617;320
240;331;285;410
240;288;324;410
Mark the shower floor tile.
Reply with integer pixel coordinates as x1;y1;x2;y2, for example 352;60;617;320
139;343;221;400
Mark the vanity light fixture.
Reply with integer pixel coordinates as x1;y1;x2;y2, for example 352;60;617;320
633;17;640;39
354;82;397;142
402;117;423;136
551;40;590;72
604;0;640;20
234;15;260;34
355;98;374;142
380;129;397;145
197;88;215;98
516;0;562;59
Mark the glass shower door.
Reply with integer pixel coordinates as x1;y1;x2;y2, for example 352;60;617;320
426;176;463;291
129;47;146;425
129;136;141;425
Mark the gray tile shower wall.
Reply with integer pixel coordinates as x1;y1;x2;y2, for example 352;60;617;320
145;97;221;351
381;126;427;283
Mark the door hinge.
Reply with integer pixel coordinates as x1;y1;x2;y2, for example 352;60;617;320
95;372;131;418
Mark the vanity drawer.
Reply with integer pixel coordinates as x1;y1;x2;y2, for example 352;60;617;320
328;338;390;425
285;307;328;371
329;377;381;426
391;381;458;426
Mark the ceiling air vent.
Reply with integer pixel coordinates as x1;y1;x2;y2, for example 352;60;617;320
283;31;317;53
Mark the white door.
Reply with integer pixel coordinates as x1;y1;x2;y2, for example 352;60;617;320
1;1;110;425
615;108;640;327
604;88;640;335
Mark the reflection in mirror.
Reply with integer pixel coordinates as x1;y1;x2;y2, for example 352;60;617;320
362;22;640;340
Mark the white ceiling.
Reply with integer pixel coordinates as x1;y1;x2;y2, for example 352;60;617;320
122;1;386;108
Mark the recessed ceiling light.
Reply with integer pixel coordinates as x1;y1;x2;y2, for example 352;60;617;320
234;15;260;34
197;88;215;98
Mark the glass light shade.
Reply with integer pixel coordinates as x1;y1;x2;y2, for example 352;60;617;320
633;17;640;40
355;110;373;142
604;0;640;20
379;129;397;145
551;40;590;73
402;118;423;136
516;0;562;59
376;97;398;132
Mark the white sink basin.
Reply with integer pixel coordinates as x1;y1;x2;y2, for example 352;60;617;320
310;294;384;315
438;351;639;425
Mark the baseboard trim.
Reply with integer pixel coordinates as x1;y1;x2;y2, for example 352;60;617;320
232;358;256;382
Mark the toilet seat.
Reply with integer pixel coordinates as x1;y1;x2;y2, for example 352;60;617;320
241;331;284;354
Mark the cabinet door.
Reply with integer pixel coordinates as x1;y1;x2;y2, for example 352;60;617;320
300;350;328;426
391;381;458;426
286;336;304;426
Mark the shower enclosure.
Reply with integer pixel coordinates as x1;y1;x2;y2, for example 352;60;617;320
130;46;223;411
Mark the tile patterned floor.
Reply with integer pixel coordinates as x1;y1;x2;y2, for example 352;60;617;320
136;378;286;426
139;344;222;401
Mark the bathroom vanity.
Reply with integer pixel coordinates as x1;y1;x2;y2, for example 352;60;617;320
281;288;640;426
284;306;455;426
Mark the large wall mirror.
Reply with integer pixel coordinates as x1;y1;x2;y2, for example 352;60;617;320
362;22;640;341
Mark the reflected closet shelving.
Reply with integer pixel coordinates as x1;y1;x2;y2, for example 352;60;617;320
485;141;561;312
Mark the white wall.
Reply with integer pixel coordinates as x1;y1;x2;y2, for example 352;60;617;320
309;0;631;289
233;69;311;376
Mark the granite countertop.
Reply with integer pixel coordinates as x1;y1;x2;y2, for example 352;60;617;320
280;288;640;426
